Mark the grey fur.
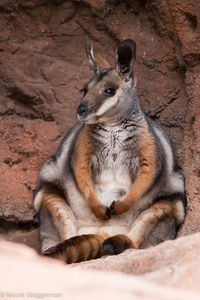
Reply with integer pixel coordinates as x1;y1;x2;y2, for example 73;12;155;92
33;39;186;254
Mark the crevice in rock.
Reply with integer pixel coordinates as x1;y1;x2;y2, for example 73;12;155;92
0;218;38;234
75;21;99;42
2;157;22;167
95;22;120;44
182;10;198;31
73;0;120;44
0;107;55;122
8;86;44;106
16;1;50;10
184;53;200;67
147;89;181;119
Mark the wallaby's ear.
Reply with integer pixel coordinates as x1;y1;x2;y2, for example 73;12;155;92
85;40;110;75
116;39;136;81
85;40;100;75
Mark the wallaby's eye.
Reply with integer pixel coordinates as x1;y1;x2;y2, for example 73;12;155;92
80;88;88;96
104;88;116;97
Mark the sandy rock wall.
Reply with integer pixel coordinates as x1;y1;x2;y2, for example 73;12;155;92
0;0;199;249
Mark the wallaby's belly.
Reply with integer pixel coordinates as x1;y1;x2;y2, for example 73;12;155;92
94;169;132;207
91;150;139;207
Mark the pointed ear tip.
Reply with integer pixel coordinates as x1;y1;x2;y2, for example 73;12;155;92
118;39;136;50
85;39;92;50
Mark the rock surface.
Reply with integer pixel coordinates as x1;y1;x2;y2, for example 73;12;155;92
1;234;200;299
0;0;200;298
75;232;200;291
0;0;199;240
0;0;199;243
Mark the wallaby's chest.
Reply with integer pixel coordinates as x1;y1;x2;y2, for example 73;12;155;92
90;128;139;206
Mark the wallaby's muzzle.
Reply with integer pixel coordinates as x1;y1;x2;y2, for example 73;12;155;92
77;102;88;120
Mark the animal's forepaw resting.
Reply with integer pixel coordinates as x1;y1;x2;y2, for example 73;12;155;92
91;203;111;220
109;199;131;215
103;234;133;255
109;200;125;215
109;200;116;215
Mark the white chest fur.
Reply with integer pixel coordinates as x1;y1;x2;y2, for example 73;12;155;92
90;127;139;207
93;155;132;206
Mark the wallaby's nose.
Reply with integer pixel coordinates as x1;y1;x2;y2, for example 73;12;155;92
77;103;88;116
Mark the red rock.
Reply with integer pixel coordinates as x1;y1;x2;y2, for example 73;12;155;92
0;0;199;251
0;116;60;222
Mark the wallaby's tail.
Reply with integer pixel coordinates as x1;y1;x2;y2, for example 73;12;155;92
43;234;107;264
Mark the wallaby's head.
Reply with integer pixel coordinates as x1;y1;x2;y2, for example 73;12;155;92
77;39;137;124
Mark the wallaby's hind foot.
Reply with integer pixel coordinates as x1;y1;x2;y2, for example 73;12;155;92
43;234;106;264
103;234;134;255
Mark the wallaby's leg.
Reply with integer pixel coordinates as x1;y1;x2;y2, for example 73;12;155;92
38;186;109;263
43;234;108;264
103;199;184;255
37;187;77;252
127;199;183;249
39;206;61;252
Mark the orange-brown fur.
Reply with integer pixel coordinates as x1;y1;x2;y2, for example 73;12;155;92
93;52;110;70
111;126;156;215
74;127;109;219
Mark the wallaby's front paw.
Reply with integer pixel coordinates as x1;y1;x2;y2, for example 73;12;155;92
109;200;124;215
109;200;129;215
91;204;111;220
109;200;116;215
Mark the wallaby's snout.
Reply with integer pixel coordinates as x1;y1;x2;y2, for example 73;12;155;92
77;102;88;118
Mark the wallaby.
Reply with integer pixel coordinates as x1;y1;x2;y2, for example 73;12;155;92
33;39;186;264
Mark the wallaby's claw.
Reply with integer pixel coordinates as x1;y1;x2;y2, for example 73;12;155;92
109;200;116;215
